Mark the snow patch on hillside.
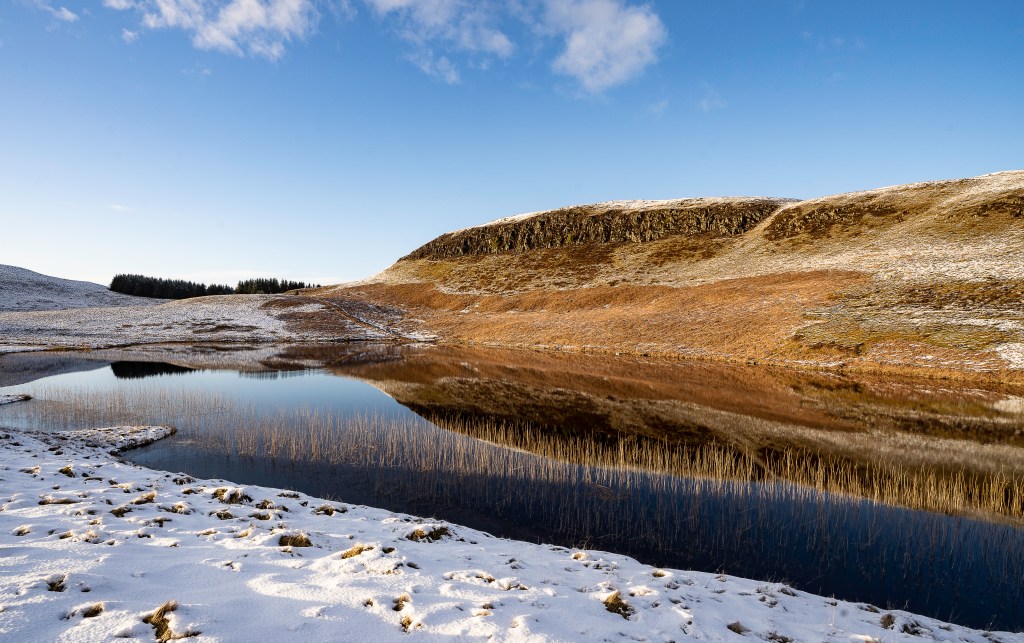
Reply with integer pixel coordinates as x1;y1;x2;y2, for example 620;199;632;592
0;264;161;312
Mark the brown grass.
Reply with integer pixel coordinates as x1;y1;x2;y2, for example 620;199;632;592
602;591;633;619
279;533;312;547
337;270;868;364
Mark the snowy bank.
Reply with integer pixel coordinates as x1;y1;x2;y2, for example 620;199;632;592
0;426;1015;642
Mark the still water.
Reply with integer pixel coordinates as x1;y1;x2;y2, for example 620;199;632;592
1;350;1022;631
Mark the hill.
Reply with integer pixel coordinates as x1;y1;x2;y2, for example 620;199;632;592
0;264;161;312
316;171;1024;380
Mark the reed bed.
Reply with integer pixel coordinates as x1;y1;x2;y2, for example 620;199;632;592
4;383;1023;523
6;381;1024;629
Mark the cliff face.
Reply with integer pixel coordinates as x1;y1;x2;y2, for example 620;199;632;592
402;197;793;260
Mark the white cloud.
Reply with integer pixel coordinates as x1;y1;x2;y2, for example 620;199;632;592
109;204;134;212
698;85;725;113
97;0;667;92
32;0;79;22
122;28;140;42
543;0;666;92
107;0;321;60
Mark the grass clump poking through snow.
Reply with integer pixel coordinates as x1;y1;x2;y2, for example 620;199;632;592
212;487;252;504
407;526;452;542
602;591;634;619
82;603;104;618
278;533;312;548
142;600;199;641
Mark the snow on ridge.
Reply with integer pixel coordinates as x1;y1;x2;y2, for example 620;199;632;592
0;425;1010;641
452;196;797;235
783;170;1024;211
0;264;162;313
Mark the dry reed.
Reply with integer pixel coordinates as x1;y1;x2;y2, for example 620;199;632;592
4;383;1022;523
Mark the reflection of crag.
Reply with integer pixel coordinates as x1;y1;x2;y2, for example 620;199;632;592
109;361;195;380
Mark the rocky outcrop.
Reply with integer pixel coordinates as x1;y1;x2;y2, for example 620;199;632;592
764;173;1024;241
402;197;793;260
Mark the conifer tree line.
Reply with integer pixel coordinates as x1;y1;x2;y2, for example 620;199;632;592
109;274;320;299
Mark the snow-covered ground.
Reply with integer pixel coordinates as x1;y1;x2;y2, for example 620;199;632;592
0;265;161;313
0;295;391;354
0;421;1014;642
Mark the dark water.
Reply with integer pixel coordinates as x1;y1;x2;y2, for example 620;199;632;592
2;353;1023;631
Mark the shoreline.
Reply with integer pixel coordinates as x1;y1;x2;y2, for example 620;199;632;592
0;423;1016;640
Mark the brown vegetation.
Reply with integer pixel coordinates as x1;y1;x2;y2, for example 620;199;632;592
308;171;1024;380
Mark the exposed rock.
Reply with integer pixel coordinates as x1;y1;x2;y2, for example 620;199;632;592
402;198;791;260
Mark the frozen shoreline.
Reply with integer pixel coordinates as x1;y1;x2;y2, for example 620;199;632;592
0;423;1015;641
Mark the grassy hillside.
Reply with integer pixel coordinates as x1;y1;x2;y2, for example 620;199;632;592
316;171;1024;380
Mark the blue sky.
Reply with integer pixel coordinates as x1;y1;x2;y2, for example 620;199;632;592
2;1;1022;286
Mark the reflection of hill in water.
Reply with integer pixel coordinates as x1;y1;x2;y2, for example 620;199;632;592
317;345;1024;522
110;361;195;379
0;353;110;387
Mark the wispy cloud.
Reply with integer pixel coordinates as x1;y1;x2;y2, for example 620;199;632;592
366;0;514;56
698;85;725;113
407;49;460;84
122;28;139;43
648;98;669;115
109;203;134;212
32;0;79;23
365;0;513;83
105;0;322;60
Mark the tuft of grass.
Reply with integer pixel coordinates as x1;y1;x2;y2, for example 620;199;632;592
212;487;252;504
38;496;78;506
47;575;67;592
393;593;411;612
82;603;104;618
341;544;374;559
278;533;312;548
132;491;156;505
602;591;634;620
142;600;192;642
58;465;75;478
727;621;750;635
400;615;414;632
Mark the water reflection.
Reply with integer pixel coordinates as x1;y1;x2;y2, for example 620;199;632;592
1;345;1023;631
110;361;195;379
